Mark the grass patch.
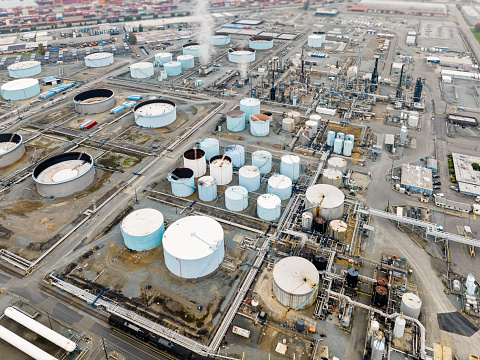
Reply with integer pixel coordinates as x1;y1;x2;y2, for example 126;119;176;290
471;28;480;45
4;200;43;217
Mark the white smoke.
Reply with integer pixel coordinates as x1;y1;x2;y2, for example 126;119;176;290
239;61;248;78
194;0;214;65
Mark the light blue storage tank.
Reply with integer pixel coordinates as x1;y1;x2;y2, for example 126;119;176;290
267;174;292;200
252;150;272;174
336;132;345;141
240;98;261;124
224;144;245;167
346;134;355;142
226;110;246;132
326;131;336;147
225;186;248;211
280;154;300;180
198;175;217;202
333;137;343;154
168;167;195;197
343;140;353;156
199;138;220;161
121;208;165;251
257;194;282;221
239;165;261;191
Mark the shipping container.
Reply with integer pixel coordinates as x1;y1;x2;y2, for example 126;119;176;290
84;120;97;130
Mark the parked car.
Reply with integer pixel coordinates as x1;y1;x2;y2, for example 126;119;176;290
433;186;441;190
392;176;400;180
433;181;441;185
476;196;480;203
450;186;459;191
433;175;440;178
434;193;444;197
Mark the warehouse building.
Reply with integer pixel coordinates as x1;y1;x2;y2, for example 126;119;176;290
401;164;433;195
452;153;480;197
347;1;447;16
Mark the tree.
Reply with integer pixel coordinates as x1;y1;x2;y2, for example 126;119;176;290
449;168;455;174
129;33;137;45
475;23;480;33
139;24;143;32
473;163;480;171
38;43;46;55
303;0;309;11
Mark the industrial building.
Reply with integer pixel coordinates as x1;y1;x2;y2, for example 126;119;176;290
400;164;433;195
348;1;447;16
452;153;480;196
73;89;115;114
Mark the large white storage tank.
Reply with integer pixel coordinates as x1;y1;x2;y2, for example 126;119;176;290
183;148;207;177
305;120;318;138
400;293;422;319
198;175;217;202
240;98;261;124
309;113;322;126
183;42;200;57
0;133;24;168
209;33;231;46
134;99;177;128
199;138;220;161
239;165;261;191
168;168;195;197
305;184;345;220
329;219;347;241
121;208;165;251
267;174;292;201
257;193;282;221
249;36;274;50
130;62;154;78
282;118;295;132
163;216;225;278
273;256;319;310
74;89;115;114
177;55;195;69
1;78;40;101
7;61;41;78
85;52;114;68
288;111;300;124
210;155;233;185
252;150;272;174
280;154;300;180
226;110;246;132
250;114;270;136
322;168;343;188
164;61;182;76
228;47;256;63
155;52;173;66
224;144;245;167
327;157;347;172
225;185;249;211
308;31;326;48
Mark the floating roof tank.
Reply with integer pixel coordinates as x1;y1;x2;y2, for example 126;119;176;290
177;55;195;69
249;36;274;50
225;185;249;211
155;52;173;66
240;98;261;123
73;89;115;114
280;154;300;180
130;62;154;78
257;193;281;221
7;60;41;78
252;150;272;174
198;175;217;202
400;293;422;319
199;138;220;161
134;99;177;128
1;78;40;100
228;46;256;63
120;208;165;251
224;144;245;167
183;42;200;57
0;133;25;168
322;168;343;188
164;61;182;76
209;32;231;46
273;256;319;310
226;110;246;132
267;174;292;201
163;215;225;278
305;184;345;220
168;167;195;197
239;165;261;191
183;148;207;177
250;113;270;136
85;52;114;67
210;155;233;185
373;286;388;306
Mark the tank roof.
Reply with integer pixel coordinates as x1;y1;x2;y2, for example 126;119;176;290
134;99;176;115
268;174;292;189
7;60;41;70
225;186;248;200
131;62;153;69
164;61;182;67
1;78;38;91
281;154;300;164
121;208;164;237
273;256;319;295
177;54;194;60
257;193;281;208
198;175;216;187
227;110;245;118
305;184;345;208
240;97;260;106
250;114;269;122
85;52;112;59
239;165;260;178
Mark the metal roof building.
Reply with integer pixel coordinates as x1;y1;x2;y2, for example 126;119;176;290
400;164;433;195
452;153;480;196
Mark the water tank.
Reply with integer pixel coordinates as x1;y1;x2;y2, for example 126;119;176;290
346;134;355;142
84;52;113;68
257;194;281;221
250;114;270;136
329;220;347;240
267;174;292;201
224;144;245;167
337;132;345;140
210;155;233;185
326;131;336;146
7;60;41;78
280;154;300;180
0;133;24;168
288;111;301;124
225;186;249;211
305;120;318;138
313;253;327;271
322;168;343;188
309;114;322;126
164;61;182;76
121;208;165;251
282;118;295;132
199;138;220;161
226;110;246;132
252;150;272;174
183;148;207;177
177;54;195;69
163;216;225;278
168;168;195;197
239;165;261;191
346;267;358;287
296;318;305;332
400;125;408;143
240;98;261;124
249;36;274;50
314;216;327;233
155;52;173;66
373;286;388;307
198;175;217;202
273;256;319;310
393;315;406;339
343;140;353;156
1;78;40;101
327;157;347;173
308;31;326;48
400;293;422;319
466;274;476;296
305;184;345;220
228;47;256;63
372;340;385;360
333;137;343;154
130;62;154;78
209;33;231;46
302;212;314;230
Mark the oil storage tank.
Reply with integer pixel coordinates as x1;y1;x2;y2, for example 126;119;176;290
85;52;114;67
228;47;256;63
239;165;261;191
134;99;176;128
130;62;154;78
267;174;292;200
400;293;422;319
164;61;182;76
210;155;233;185
252;150;272;174
177;55;195;69
226;110;246;132
273;256;319;310
183;148;207;177
199;138;220;161
280;154;300;180
168;168;195;197
305;184;345;220
155;52;173;66
309;114;322;126
329;220;347;241
73;89;115;114
33;152;95;198
327;157;347;173
209;33;231;46
288;111;301;124
250;114;270;136
183;43;200;57
0;133;24;168
343;140;353;156
322;168;343;188
282;118;295;132
257;193;281;221
1;78;40;101
224;144;245;167
308;32;326;48
7;61;41;78
240;98;261;123
163;215;225;278
198;175;217;202
225;185;248;211
249;36;273;50
121;208;165;251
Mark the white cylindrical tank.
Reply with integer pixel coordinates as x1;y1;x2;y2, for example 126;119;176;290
346;133;355;142
250;113;270;136
252;150;272;174
400;126;408;143
84;52;114;68
239;165;261;191
302;212;314;230
240;98;261;124
326;131;336;146
168;167;195;197
309;114;322;126
134;99;177;128
322;168;343;188
343;140;353;156
282;118;295;132
400;293;422;319
121;208;165;251
224;144;245;167
228;47;256;63
393;314;406;339
183;148;207;177
209;33;231;46
155;52;173;66
305;184;345;220
0;133;25;168
305;120;318;137
199;138;220;161
371;340;385;360
7;60;41;78
308;32;326;48
257;193;281;221
249;36;274;50
226;110;246;132
267;174;292;201
280;154;300;180
1;78;40;101
337;132;345;140
163;216;225;278
288;111;301;124
164;61;182;76
329;219;347;241
198;175;217;202
273;256;319;310
183;43;200;57
327;157;347;173
466;274;476;296
0;324;58;360
5;307;76;352
210;155;233;185
130;62;154;78
333;137;343;154
177;54;195;69
225;185;249;211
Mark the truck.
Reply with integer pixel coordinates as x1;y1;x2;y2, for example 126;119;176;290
232;326;250;338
